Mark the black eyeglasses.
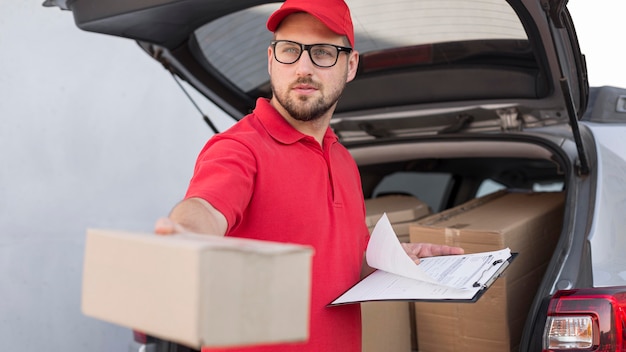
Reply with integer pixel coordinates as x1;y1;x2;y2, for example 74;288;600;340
271;40;353;68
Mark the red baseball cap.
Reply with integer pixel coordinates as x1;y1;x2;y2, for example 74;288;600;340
266;0;355;48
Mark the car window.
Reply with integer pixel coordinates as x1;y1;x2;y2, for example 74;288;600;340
533;182;564;192
476;179;507;198
192;0;529;94
476;179;565;198
372;171;453;213
193;4;277;93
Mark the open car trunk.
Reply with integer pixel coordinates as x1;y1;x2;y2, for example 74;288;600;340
354;132;579;352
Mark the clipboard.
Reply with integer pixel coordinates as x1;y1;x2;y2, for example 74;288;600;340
329;252;517;306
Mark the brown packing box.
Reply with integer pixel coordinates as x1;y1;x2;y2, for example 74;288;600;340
81;229;314;349
361;301;413;352
410;190;565;352
365;195;431;243
362;195;432;352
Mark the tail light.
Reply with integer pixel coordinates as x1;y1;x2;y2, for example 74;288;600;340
543;287;626;351
133;330;148;344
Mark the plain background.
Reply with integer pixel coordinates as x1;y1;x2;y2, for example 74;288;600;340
0;0;623;351
1;1;233;350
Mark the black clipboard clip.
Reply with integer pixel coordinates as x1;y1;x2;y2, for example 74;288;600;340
472;257;512;288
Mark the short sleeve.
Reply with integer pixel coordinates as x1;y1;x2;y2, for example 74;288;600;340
185;137;257;232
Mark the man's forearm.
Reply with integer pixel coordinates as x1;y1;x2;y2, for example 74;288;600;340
168;197;228;236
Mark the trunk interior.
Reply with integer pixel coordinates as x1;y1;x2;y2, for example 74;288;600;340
353;134;569;352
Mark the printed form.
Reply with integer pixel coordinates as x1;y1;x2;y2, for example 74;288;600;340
331;214;511;305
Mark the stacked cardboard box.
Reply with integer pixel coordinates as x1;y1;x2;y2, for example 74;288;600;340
81;229;314;349
365;194;432;243
410;190;565;352
362;195;432;352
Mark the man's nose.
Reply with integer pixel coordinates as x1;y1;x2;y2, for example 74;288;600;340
294;50;316;74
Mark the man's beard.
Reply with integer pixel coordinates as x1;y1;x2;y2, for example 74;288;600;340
272;77;343;122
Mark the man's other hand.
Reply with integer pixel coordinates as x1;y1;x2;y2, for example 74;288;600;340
401;243;465;264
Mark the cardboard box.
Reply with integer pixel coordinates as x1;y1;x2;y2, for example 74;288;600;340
365;195;431;243
81;229;314;349
362;195;431;352
410;191;565;352
361;301;413;352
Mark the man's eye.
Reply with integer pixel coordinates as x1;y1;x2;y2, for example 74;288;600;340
281;46;300;54
312;47;334;58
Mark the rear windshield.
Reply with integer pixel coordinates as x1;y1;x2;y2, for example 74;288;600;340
193;0;529;94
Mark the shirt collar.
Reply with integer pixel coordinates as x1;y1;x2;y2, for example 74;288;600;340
254;98;339;146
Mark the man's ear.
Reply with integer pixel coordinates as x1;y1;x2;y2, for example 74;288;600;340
267;45;274;75
346;50;359;83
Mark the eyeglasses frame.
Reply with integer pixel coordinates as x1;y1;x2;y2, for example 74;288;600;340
270;40;353;68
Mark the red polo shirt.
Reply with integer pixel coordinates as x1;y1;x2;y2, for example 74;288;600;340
186;98;369;352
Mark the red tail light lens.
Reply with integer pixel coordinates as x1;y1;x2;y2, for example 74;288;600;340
133;330;148;344
543;287;626;351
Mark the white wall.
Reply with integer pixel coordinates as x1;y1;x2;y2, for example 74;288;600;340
0;1;233;351
568;0;626;88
